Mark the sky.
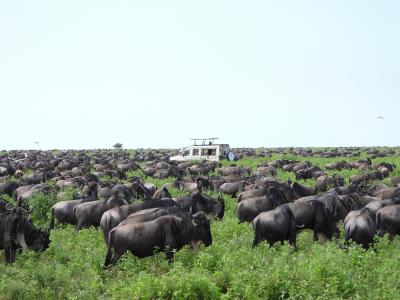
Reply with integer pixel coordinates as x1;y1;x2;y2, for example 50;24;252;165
0;0;399;150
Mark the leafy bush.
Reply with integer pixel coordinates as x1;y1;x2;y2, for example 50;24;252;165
25;192;58;227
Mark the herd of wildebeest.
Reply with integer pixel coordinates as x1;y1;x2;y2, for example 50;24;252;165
1;147;400;266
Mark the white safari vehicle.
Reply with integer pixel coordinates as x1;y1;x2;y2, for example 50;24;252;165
170;138;232;162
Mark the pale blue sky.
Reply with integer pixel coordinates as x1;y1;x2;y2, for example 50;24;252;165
1;1;398;150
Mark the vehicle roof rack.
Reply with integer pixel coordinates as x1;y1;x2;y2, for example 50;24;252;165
190;138;219;145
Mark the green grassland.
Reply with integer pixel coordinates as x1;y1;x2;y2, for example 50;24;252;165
1;152;400;299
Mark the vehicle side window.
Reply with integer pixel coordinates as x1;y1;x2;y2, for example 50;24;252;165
202;148;216;156
193;149;199;155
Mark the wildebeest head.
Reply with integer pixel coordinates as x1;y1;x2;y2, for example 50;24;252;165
25;228;51;252
332;174;345;187
0;199;10;212
191;212;212;247
161;187;172;198
191;192;224;219
265;186;287;207
195;177;213;191
131;181;152;200
11;207;51;252
106;195;128;208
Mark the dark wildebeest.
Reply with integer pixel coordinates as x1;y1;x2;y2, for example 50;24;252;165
365;197;400;217
116;207;169;228
104;211;212;266
129;181;153;200
0;182;19;197
376;204;400;240
288;200;338;241
236;186;289;223
48;182;98;229
291;182;315;198
152;187;172;200
237;181;295;203
74;195;128;230
0;206;50;263
296;191;350;221
315;175;344;193
375;187;400;200
252;204;297;249
174;192;225;219
349;174;370;185
218;181;246;197
344;208;376;249
100;198;180;243
114;206;189;231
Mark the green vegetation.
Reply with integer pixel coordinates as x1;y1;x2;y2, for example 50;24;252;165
1;152;400;299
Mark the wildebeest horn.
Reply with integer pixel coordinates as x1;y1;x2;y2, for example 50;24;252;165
6;203;14;211
296;224;305;228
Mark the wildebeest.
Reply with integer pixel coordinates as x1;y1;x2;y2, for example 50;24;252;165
349;174;370;185
218;181;246;197
104;211;212;266
252;204;297;249
0;206;50;263
365;197;400;217
100;198;180;242
152;187;172;200
296;191;350;221
237;181;295;203
288;200;338;241
291;182;315;197
116;207;170;228
74;195;129;230
375;187;400;200
129;181;153;200
0;182;19;197
174;192;225;219
15;184;50;203
344;208;376;249
376;204;400;240
315;174;344;193
295;166;323;180
236;186;289;222
48;182;98;229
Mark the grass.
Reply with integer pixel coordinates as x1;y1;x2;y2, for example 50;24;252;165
1;151;400;299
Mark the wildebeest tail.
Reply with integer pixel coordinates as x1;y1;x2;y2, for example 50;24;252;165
104;230;115;266
376;210;384;236
100;213;111;243
72;206;78;225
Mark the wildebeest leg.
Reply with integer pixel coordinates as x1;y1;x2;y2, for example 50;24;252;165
290;240;297;251
252;237;260;248
313;230;319;242
109;250;125;265
104;248;113;267
165;251;174;263
5;246;17;264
